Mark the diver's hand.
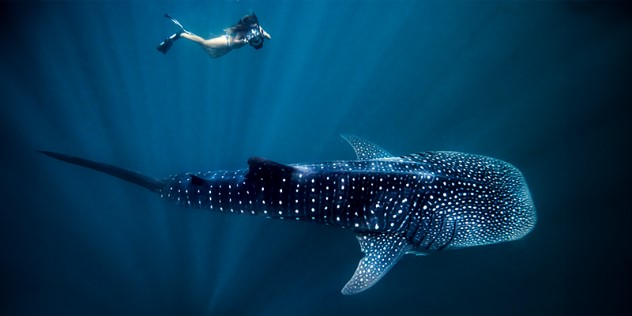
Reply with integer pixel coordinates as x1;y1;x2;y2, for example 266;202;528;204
262;29;271;40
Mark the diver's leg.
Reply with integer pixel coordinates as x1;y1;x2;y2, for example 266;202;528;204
181;33;229;49
180;32;206;44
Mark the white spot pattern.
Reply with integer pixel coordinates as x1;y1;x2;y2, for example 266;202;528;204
41;136;538;296
156;137;536;295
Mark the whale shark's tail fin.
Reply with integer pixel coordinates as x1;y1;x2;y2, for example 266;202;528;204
38;151;164;193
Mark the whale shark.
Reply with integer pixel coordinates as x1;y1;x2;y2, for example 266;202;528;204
39;135;536;294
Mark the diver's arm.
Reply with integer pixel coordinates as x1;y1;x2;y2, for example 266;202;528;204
261;28;272;39
230;35;248;48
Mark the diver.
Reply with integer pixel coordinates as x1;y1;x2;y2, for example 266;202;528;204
157;13;271;58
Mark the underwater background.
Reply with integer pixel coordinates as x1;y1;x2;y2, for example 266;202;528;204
1;1;630;315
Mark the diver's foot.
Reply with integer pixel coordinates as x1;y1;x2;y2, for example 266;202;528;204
175;29;191;39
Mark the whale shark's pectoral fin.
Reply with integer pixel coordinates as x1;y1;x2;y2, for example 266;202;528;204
341;134;393;160
342;233;411;295
406;250;429;256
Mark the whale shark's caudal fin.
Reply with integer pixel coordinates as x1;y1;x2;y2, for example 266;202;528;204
38;151;164;193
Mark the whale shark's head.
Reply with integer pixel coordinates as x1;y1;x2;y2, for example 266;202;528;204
502;166;537;241
469;158;537;246
420;152;537;249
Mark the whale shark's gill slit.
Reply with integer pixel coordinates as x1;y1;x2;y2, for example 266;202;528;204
415;208;434;249
402;212;415;240
437;220;458;251
424;215;445;250
404;211;420;245
404;192;423;246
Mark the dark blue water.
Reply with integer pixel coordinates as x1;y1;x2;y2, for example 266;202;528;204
1;1;630;315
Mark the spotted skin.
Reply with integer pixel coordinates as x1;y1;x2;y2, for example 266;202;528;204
39;135;536;295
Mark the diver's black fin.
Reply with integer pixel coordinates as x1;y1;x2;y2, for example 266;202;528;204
38;151;164;193
164;13;186;30
157;33;179;54
158;13;188;54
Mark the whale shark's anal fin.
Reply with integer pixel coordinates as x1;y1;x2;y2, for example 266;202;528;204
341;134;393;160
342;233;411;295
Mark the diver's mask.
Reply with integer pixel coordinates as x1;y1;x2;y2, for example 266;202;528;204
245;27;264;49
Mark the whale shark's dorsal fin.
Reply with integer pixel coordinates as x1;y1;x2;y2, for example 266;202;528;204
342;233;411;295
246;157;297;181
341;134;393;160
190;174;207;186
